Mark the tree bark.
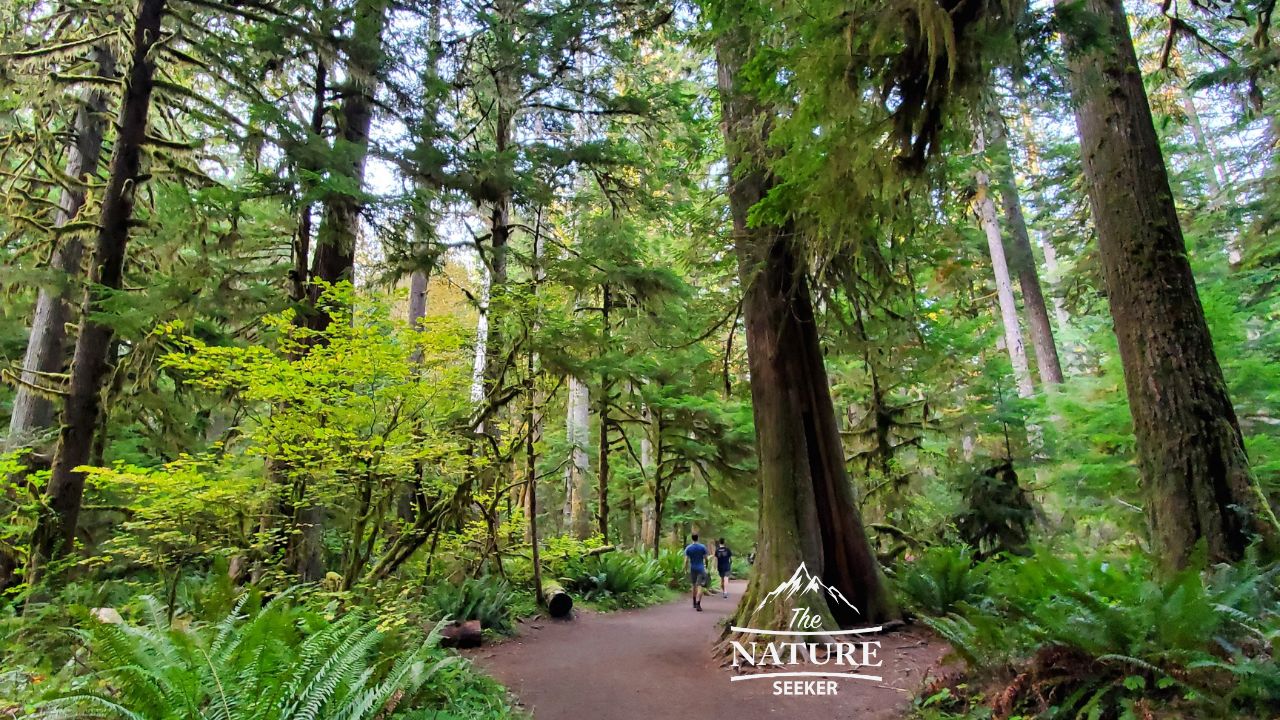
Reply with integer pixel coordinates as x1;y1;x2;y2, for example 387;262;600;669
639;403;657;553
974;124;1035;399
526;310;544;606
597;284;611;541
526;211;544;603
306;0;387;323
983;107;1064;385
565;374;592;539
7;47;117;451
1058;0;1279;567
291;0;389;583
715;16;897;629
1013;92;1073;335
409;271;429;327
27;0;168;583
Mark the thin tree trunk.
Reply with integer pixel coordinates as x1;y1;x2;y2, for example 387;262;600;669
715;16;896;630
470;269;491;410
1058;0;1279;567
565;374;591;539
1014;94;1073;334
974;124;1035;399
639;403;656;553
7;47;116;452
1181;92;1230;199
525;212;544;604
27;0;168;584
1181;90;1242;264
526;358;544;604
983;107;1064;385
597;284;611;541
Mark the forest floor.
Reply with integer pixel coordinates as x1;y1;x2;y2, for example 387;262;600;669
469;580;951;720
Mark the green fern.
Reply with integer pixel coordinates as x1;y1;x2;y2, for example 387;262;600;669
35;595;452;720
897;545;986;616
922;550;1280;718
425;577;517;634
560;552;666;608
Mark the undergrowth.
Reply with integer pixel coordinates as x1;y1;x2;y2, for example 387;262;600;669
557;551;672;609
425;576;523;634
1;582;520;719
908;548;1280;719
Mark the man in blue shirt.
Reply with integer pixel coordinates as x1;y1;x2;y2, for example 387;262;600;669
684;533;709;611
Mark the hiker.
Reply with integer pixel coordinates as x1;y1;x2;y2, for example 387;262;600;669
683;533;709;611
714;538;733;598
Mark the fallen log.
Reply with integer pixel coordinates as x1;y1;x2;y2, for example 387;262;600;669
543;579;573;618
439;619;482;648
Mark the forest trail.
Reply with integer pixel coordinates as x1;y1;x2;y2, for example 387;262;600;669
470;580;950;720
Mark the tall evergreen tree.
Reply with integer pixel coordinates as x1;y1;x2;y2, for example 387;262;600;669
713;3;896;628
1057;0;1279;567
28;0;169;581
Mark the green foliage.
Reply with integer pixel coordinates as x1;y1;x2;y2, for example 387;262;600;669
82;457;259;575
425;577;519;635
895;546;986;617
558;551;668;609
921;549;1280;718
952;462;1035;560
656;548;690;589
32;594;458;720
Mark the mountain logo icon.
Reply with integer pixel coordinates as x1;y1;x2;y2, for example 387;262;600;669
755;562;858;614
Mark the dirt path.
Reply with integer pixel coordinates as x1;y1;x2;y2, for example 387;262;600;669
469;580;951;720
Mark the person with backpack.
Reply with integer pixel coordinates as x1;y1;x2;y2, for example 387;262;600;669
714;538;733;598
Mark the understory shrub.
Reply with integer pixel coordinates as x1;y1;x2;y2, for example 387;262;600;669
425;576;519;634
559;551;667;609
917;549;1280;719
895;545;986;617
657;548;689;589
30;594;461;720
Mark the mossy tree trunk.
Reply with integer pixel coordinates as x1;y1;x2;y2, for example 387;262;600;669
7;46;116;453
1;43;116;595
597;283;611;541
714;11;897;631
28;0;168;584
289;0;389;583
1058;0;1279;567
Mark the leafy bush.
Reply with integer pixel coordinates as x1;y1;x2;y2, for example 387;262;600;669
895;545;985;617
920;549;1280;719
425;576;519;634
403;656;521;720
559;551;667;608
657;548;689;589
33;594;454;720
951;461;1034;560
